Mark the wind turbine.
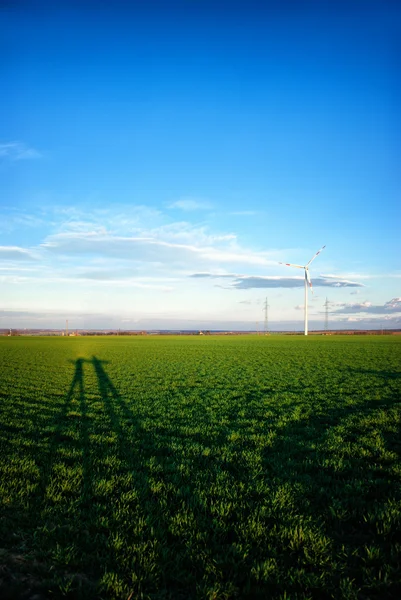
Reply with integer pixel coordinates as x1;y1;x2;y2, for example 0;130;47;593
280;246;326;336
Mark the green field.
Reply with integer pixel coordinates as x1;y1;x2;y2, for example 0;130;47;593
0;335;400;599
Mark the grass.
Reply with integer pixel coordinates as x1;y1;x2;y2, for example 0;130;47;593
0;335;400;599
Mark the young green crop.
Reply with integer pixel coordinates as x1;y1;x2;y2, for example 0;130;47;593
0;335;400;599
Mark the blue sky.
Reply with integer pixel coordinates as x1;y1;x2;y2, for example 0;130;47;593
1;0;400;330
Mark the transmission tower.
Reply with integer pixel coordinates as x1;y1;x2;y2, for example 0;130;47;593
263;297;270;335
324;298;329;332
66;319;69;337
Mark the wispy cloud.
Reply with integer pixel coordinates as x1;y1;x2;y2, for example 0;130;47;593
191;272;239;278
41;230;276;270
0;246;37;260
168;198;213;211
323;272;401;281
321;273;373;281
334;315;401;325
0;141;42;161
5;206;280;271
142;222;236;246
233;276;363;289
0;211;45;233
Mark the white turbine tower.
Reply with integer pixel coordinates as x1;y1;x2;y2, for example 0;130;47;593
280;246;326;336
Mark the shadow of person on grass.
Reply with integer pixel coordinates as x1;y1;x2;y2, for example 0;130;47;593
0;357;96;599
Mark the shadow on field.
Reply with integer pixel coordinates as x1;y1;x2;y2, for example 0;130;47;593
345;366;401;380
2;356;401;600
38;357;92;506
32;357;86;506
83;358;401;598
257;396;401;595
88;355;233;597
0;357;96;599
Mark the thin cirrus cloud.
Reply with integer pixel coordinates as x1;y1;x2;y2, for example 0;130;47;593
41;231;274;268
41;233;197;263
191;272;240;278
0;246;37;260
75;266;176;288
167;198;213;211
0;141;42;161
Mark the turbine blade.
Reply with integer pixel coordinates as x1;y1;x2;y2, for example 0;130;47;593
306;245;326;266
279;262;304;269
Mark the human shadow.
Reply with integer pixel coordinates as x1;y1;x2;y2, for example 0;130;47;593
39;358;86;490
88;355;279;598
0;358;97;599
32;357;94;529
89;356;211;594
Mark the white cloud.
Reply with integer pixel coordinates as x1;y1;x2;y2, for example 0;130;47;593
0;246;37;260
0;141;42;161
60;221;110;235
191;272;239;278
41;230;276;270
57;205;163;235
334;315;401;325
0;206;287;274
142;222;236;246
330;298;401;315
4;204;398;332
323;272;401;281
0;211;45;233
168;198;213;211
321;273;372;280
188;273;364;289
232;275;363;289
